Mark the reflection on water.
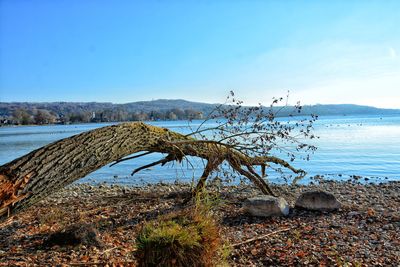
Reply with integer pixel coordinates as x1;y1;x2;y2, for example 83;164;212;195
0;115;399;185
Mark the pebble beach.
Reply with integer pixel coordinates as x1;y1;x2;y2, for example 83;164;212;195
0;180;399;266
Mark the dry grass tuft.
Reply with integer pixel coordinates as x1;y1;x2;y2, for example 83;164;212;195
135;192;228;267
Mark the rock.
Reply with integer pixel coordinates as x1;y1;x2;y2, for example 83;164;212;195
382;224;393;230
44;224;104;248
243;195;289;217
348;211;360;217
295;191;341;211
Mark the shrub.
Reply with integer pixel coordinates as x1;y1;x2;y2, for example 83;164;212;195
135;195;227;267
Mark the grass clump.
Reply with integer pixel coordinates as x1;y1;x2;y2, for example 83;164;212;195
135;192;227;267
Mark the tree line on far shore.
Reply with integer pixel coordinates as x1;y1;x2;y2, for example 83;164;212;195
2;99;399;126
3;108;204;125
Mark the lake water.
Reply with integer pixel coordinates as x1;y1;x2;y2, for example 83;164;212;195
0;115;399;185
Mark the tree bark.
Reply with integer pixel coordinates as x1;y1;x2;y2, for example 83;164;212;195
0;122;304;222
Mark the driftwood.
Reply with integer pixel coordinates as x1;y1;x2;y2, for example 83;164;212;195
0;122;304;221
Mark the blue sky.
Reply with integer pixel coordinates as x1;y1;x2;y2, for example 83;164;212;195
0;0;399;108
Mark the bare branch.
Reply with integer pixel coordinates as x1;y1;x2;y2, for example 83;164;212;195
131;154;176;176
110;151;154;167
252;155;306;175
193;157;222;195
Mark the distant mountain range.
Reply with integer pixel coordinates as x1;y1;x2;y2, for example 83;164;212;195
1;99;400;117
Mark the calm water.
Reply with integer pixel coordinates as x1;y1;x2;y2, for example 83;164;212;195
0;115;399;185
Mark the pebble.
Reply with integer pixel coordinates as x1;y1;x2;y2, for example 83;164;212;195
348;211;360;217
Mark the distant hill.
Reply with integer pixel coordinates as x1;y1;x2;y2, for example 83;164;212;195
120;99;217;114
0;100;399;118
277;104;400;117
0;100;216;117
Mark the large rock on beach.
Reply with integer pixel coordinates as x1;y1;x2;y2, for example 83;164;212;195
295;190;341;211
243;195;289;217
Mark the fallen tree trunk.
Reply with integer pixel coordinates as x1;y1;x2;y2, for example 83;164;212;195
0;122;304;222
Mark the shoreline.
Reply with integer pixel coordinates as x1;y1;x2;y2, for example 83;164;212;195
1;180;399;266
1;113;399;128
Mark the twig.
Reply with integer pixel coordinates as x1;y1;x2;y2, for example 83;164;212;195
131;157;172;176
231;227;292;247
101;246;118;255
68;262;104;266
0;215;15;228
110;151;154;167
68;260;136;266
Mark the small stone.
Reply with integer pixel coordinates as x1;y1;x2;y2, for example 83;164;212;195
348;211;360;217
243;195;289;217
295;190;341;211
382;224;392;230
330;223;341;229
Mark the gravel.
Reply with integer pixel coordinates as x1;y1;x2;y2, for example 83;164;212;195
0;180;399;266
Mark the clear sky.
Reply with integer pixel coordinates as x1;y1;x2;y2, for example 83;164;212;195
0;0;399;108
